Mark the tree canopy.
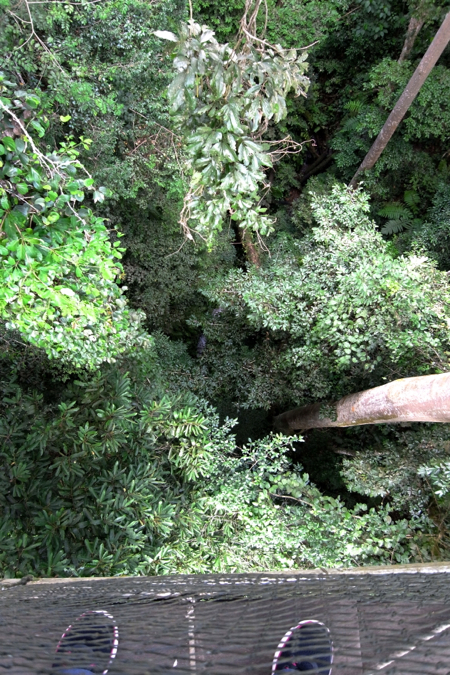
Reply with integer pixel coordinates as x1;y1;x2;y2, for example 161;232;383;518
2;0;450;578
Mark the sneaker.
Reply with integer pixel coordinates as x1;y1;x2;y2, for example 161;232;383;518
53;610;119;675
272;620;333;673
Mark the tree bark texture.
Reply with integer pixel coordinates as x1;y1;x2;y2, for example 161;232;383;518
274;372;450;433
350;11;450;188
241;227;261;267
398;15;425;63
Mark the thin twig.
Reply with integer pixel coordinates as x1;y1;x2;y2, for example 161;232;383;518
129;109;182;140
241;26;284;52
0;99;53;175
255;229;270;255
164;239;188;258
261;0;268;38
266;137;315;162
242;25;318;53
298;39;320;50
337;5;361;21
8;1;66;74
269;492;314;508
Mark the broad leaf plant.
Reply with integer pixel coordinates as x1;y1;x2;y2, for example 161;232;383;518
0;73;149;368
157;4;310;246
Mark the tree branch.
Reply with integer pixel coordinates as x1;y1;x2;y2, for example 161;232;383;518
398;15;425;63
274;372;450;432
350;10;450;187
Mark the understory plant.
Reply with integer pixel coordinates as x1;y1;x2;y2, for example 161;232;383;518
0;363;429;577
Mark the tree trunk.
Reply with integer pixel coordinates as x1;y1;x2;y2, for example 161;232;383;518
240;227;261;267
398;16;425;63
274;372;450;433
349;11;450;188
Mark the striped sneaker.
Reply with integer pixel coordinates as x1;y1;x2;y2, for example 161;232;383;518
53;610;119;675
272;620;333;673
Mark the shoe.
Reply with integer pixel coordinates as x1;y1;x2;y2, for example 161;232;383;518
53;610;119;675
272;620;333;673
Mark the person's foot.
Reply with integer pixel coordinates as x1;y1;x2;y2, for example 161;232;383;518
52;610;119;675
272;620;332;673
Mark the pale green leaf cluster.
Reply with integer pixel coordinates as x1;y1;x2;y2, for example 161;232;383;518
419;461;450;499
0;77;150;368
201;185;450;403
162;20;309;244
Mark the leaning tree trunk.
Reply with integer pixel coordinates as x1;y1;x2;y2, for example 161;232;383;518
274;372;450;433
398;15;425;63
349;11;450;188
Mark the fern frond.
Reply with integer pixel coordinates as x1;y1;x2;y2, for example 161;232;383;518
344;100;363;115
343;117;360;131
381;219;412;235
404;190;420;209
378;202;412;219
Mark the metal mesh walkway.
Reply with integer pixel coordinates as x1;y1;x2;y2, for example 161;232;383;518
2;565;450;674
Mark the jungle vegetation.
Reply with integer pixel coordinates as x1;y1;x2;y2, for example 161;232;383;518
2;0;450;578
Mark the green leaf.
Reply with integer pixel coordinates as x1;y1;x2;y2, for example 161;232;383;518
30;120;46;137
15;204;30;217
24;94;40;109
2;136;16;152
29;168;41;184
4;211;26;237
16;183;28;195
18;152;29;165
33;198;46;211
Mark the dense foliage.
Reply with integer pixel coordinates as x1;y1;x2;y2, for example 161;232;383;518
197;185;450;407
159;16;309;244
0;76;148;368
1;363;424;577
2;0;450;578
